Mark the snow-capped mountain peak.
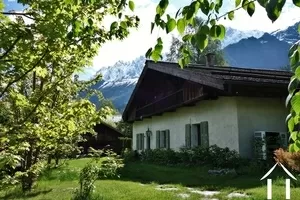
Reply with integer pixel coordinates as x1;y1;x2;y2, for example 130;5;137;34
96;56;145;89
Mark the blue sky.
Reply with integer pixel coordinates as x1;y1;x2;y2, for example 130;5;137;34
3;0;300;79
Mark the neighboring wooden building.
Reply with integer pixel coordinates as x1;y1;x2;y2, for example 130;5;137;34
122;55;292;159
79;121;130;154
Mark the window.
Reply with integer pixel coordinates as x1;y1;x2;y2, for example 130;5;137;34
185;121;209;148
136;133;144;150
156;130;170;149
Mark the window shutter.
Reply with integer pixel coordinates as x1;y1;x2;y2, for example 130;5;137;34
136;134;139;150
156;131;160;149
191;125;198;148
185;124;191;148
160;131;165;148
141;133;145;150
166;130;170;149
200;121;209;148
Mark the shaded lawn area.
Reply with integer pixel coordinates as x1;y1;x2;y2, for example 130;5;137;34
1;158;300;200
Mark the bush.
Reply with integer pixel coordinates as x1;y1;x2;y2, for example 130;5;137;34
131;145;252;169
72;148;124;200
121;148;139;163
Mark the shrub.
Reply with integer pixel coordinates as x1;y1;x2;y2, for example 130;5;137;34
72;148;124;200
132;145;253;169
121;148;139;163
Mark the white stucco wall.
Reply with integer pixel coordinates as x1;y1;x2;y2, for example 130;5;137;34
132;97;240;152
236;97;288;158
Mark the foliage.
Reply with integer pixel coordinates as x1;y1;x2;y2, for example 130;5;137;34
0;0;138;191
116;120;133;137
121;148;139;163
72;149;124;200
138;145;248;169
165;17;226;65
148;0;300;169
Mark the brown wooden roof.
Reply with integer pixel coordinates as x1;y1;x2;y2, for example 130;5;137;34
122;60;292;122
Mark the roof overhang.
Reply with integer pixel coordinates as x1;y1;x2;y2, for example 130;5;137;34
122;60;224;122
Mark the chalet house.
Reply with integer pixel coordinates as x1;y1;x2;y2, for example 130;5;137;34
122;55;292;158
79;121;130;154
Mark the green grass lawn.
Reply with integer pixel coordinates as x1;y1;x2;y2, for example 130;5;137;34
1;158;300;200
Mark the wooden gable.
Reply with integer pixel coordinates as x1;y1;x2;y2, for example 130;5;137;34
123;60;292;122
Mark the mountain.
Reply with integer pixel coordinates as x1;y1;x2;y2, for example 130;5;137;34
222;27;264;47
224;22;299;69
223;33;291;69
271;22;300;44
92;22;299;113
90;56;145;112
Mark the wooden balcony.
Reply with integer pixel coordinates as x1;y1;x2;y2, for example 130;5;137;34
135;87;205;119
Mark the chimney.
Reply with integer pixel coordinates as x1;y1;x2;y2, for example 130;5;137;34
205;53;215;67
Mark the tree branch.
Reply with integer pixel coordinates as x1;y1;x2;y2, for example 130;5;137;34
0;49;49;98
216;0;257;20
0;36;22;60
1;12;36;20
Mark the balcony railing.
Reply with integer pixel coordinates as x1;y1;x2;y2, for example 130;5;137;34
136;87;203;118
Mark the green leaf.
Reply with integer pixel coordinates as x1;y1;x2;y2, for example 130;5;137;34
199;25;210;35
186;7;195;20
191;35;197;46
145;48;153;58
179;58;185;68
210;2;215;11
157;37;163;45
88;18;93;26
242;0;249;10
182;34;192;42
197;34;208;50
228;11;234;20
67;31;73;39
151;52;161;61
235;0;241;7
290;50;300;67
157;0;169;16
290;131;298;142
129;1;135;11
294;141;300;151
210;25;226;40
298;24;300;33
286;93;293;107
266;0;286;22
247;2;255;17
110;22;118;30
167;14;171;21
289;143;295;152
166;18;176;33
35;67;48;78
175;8;181;19
217;25;226;40
296;67;300;79
151;22;155;34
288;76;299;93
215;0;223;13
210;19;216;26
258;0;268;7
200;0;210;15
291;94;300;115
289;42;300;57
293;0;300;7
177;18;186;35
120;21;127;29
286;114;295;132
